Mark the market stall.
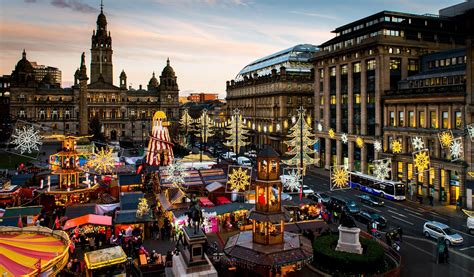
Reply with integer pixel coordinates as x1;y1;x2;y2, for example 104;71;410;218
84;246;127;277
203;202;253;232
0;180;20;207
0;206;42;227
282;197;320;221
63;214;112;235
216;196;231;205
199;197;215;208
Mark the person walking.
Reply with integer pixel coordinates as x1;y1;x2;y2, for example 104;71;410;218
429;195;434;206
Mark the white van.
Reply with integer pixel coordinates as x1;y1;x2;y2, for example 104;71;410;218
223;152;236;161
237;156;252;166
468;216;474;235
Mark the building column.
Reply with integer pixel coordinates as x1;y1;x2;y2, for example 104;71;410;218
375;55;383;137
360;60;367;136
348;63;354;135
361;145;367;174
325;138;332;170
434;167;441;201
324;67;330;131
336;65;342;132
336;140;342;166
348;141;354;171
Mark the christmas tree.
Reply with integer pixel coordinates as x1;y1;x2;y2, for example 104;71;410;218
196;109;214;143
179;108;194;134
283;106;318;175
224;108;249;154
136;198;150;218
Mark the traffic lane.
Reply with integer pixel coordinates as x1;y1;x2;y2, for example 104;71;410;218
303;174;474;244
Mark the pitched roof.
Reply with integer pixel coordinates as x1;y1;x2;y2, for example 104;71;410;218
65;203;96;220
114;210;153;224
119;192;144;210
118;174;141;186
0;206;42;226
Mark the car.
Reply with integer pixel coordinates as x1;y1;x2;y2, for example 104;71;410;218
237;156;252;166
468;216;474;235
328;196;347;212
355;210;387;228
423;221;463;245
307;192;330;205
358;194;385;206
344;200;361;214
302;185;315;196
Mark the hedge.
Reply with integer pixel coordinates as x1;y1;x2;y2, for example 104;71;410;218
312;234;386;276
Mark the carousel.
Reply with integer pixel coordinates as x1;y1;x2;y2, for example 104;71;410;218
146;111;174;166
45;135;99;206
223;146;312;276
0;226;70;276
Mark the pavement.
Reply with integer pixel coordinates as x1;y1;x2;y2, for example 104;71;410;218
303;168;474;276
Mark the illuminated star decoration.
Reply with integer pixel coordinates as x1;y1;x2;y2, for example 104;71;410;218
283;168;302;192
341;133;348;144
356;137;364;148
450;137;464;161
391;140;402;154
438;130;453;149
467;123;474;142
330;165;350;191
87;147;115;174
11;125;43;154
411;137;425;151
468;172;474;178
374;140;382;152
373;159;391;180
165;162;188;187
413;149;430;174
328;128;335;138
227;166;251;193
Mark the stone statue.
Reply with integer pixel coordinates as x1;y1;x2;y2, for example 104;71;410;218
340;210;357;228
187;202;202;234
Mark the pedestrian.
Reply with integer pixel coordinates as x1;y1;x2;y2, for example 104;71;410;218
177;230;184;247
429;195;434;206
398;227;403;242
443;241;449;263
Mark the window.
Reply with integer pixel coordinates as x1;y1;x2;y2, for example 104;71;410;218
408;59;418;72
330;95;336;105
455;111;462;128
330;67;336;77
418;111;425;128
320;97;324;105
390;59;401;70
367;59;376;70
408;163;413;181
398;111;404;127
408;111;415;127
353;62;361;73
442;111;449;129
430;111;438;128
341;65;348;75
354;94;361;104
319;69;324;79
389;111;395;126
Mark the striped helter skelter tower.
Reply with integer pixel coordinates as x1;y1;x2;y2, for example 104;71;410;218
146;111;174;166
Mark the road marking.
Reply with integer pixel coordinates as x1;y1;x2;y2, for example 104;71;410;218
391;216;414;225
388;210;407;218
363;205;383;213
404;235;474;262
429;212;449;221
386;206;398;211
454;229;474;238
404;208;423;216
460;246;474;251
407;213;432;222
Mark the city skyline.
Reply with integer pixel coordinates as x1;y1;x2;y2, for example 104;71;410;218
0;0;461;97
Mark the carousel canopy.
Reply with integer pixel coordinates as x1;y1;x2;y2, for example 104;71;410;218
0;226;70;276
0;206;42;226
63;214;112;230
84;246;127;270
119;192;144;211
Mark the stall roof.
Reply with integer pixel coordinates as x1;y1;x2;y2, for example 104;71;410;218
203;202;253;215
65;203;96;220
216;196;231;205
199;197;215;207
118;174;142;186
0;205;42;226
115;210;153;224
63;214;112;230
84;246;127;270
206;182;224;192
119;192;144;210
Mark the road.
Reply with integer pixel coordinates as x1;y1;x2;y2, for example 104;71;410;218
303;173;474;277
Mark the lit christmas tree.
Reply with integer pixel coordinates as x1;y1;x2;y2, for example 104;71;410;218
136;198;150;218
196;109;214;162
179;108;194;134
283;106;318;175
224;108;249;154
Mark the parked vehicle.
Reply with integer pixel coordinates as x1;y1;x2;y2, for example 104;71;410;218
423;221;463;245
355;210;387;228
223;152;237;161
358;194;385;206
302;185;315;196
237;156;252;166
344;200;361;214
467;215;474;235
308;192;331;205
328;196;347;213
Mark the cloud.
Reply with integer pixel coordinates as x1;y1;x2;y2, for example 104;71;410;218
291;10;339;20
50;0;97;13
154;0;251;7
24;0;37;3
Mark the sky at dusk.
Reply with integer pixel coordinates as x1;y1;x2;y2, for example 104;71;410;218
0;0;462;97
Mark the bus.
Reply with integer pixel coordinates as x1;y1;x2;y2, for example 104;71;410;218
350;171;406;201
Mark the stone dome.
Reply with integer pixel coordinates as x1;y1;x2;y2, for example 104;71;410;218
148;72;159;88
15;49;34;73
161;58;175;77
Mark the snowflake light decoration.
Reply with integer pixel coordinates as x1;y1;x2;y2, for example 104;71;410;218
374;140;382;152
467;123;474;142
87;147;115;174
391;140;402;154
438;131;453;149
411;137;425;151
413;149;430;174
356;137;364;148
283;168;302;192
373;159;391;180
165;162;188;187
341;133;348;144
11;125;43;154
328;128;335;138
330;165;350;191
450;137;464;161
226;166;251;193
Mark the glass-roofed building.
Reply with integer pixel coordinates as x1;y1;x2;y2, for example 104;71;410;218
226;44;319;153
